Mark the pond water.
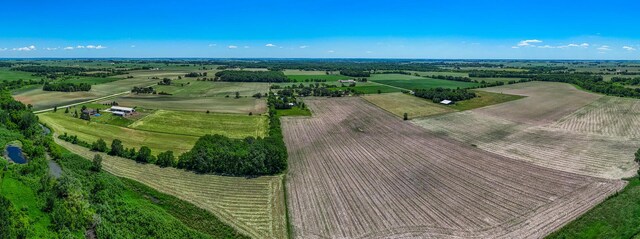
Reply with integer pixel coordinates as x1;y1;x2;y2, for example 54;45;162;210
6;146;27;164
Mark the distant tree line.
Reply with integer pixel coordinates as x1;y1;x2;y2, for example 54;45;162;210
273;82;361;97
339;70;371;77
215;70;288;82
157;78;172;85
43;82;91;92
533;74;640;98
184;72;207;78
0;79;44;90
132;86;155;94
468;71;535;78
0;62;13;67
428;75;474;82
611;77;640;86
413;87;477;103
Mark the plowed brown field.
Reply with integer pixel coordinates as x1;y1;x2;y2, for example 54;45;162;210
283;97;625;239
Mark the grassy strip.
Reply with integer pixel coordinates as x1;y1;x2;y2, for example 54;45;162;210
120;178;250;239
447;90;526;111
546;178;640;239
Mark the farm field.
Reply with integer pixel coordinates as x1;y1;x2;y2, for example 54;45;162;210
154;81;270;97
286;74;351;82
448;90;526;111
129;110;268;138
369;73;479;90
283;97;625;239
283;70;333;75
55;137;287;239
413;82;639;179
362;92;455;119
470;77;523;83
410;71;469;77
551;96;640;138
13;76;159;110
112;95;267;114
39;112;198;154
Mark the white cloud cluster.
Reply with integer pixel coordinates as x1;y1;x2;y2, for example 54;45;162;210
516;39;542;47
63;45;106;50
13;45;36;51
299;45;309;49
208;44;216;47
45;47;58;51
623;46;637;51
327;50;335;53
265;43;276;47
597;45;611;51
228;45;238;49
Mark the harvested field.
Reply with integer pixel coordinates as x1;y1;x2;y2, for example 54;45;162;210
113;95;267;114
552;96;640;138
362;92;455;119
55;137;288;239
478;82;601;125
283;97;624;239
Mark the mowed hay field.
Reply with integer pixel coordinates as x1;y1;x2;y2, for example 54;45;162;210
362;92;455;119
55;138;287;239
369;73;479;90
113;95;267;114
283;97;625;239
39;112;198;154
413;82;640;179
129;110;268;138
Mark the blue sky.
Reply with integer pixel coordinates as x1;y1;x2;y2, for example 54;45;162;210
1;0;639;59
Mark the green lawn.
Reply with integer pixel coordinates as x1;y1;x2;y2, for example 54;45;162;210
276;106;312;117
0;68;41;82
547;178;640;239
129;110;268;138
369;74;479;90
447;90;526;111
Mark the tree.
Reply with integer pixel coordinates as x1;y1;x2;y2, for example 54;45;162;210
377;89;382;94
110;139;124;156
53;106;57;112
136;146;153;163
403;113;408;121
635;148;640;163
235;92;240;99
91;139;107;152
64;107;69;113
156;151;175;167
92;154;102;172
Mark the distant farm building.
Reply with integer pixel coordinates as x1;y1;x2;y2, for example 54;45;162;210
339;79;357;83
440;100;453;105
82;109;97;115
109;106;135;116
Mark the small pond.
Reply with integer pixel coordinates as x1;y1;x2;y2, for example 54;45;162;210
6;146;27;164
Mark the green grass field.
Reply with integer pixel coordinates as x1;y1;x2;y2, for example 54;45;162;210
154;81;269;97
0;68;42;82
410;71;469;77
276;106;312;117
546;178;640;239
40;112;198;154
129;110;268;138
447;90;526;111
112;95;267;114
369;74;479;90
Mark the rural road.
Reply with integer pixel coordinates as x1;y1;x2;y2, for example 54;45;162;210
32;90;131;114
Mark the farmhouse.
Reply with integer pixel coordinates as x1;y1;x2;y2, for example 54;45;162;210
110;106;135;116
440;100;453;105
339;79;357;83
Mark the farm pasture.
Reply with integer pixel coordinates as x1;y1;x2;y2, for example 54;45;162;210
129;110;268;138
112;95;267;114
154;81;270;98
410;71;469;77
361;92;455;118
283;70;332;75
55;138;287;239
286;74;351;82
283;97;624;239
39;112;198;154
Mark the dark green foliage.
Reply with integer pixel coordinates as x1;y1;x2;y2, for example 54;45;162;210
91;138;107;152
340;70;370;77
214;70;288;82
79;112;90;121
136;146;154;163
158;78;172;85
0;196;28;239
110;139;124;156
403;113;408;120
92;154;102;172
43;82;91;92
132;86;155;94
156;151;176;167
413;87;477;103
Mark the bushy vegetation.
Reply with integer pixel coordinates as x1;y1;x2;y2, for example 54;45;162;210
132;86;155;94
215;70;288;82
611;76;640;86
340;70;370;77
42;82;91;92
413;87;477;103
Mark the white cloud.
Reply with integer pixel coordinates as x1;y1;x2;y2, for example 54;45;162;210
45;47;58;51
208;44;216;47
327;50;335;53
265;43;276;47
538;45;555;49
597;45;611;51
130;45;136;48
517;39;542;47
244;46;250;49
64;46;74;50
13;45;36;51
580;43;590;47
86;45;96;49
76;45;85;49
623;46;637;51
511;46;520;49
228;45;238;49
299;45;309;49
365;51;373;54
95;45;106;49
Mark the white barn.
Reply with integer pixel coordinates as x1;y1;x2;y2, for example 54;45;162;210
110;106;135;116
440;100;453;105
